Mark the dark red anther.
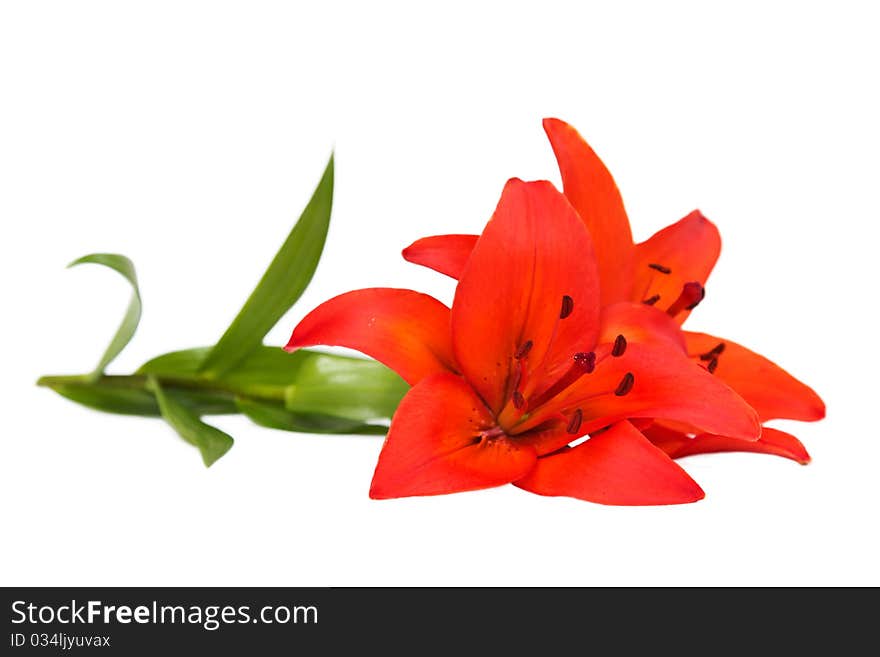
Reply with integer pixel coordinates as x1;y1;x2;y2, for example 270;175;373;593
699;342;726;361
666;282;705;317
642;294;661;306
648;263;672;274
686;286;706;310
515;340;533;360
512;390;526;409
612;334;627;357
560;295;574;319
566;409;583;435
707;358;719;374
614;372;635;396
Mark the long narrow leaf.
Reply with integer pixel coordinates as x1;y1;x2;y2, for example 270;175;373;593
37;375;238;417
38;377;161;416
69;253;142;381
199;156;334;378
150;377;234;466
141;345;408;422
235;398;389;435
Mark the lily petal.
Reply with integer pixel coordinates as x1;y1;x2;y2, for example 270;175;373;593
369;372;537;499
684;332;825;422
285;288;455;385
543;118;634;307
644;421;810;464
599;301;687;351
513;342;761;443
515;421;704;505
452;178;601;414
402;234;477;280
632;210;721;323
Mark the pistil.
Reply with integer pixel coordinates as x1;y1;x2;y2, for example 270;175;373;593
666;282;705;317
525;351;596;410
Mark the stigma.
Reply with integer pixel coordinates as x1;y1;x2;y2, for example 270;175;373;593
666;282;705;317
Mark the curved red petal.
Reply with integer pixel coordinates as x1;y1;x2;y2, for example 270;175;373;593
512;342;761;442
684;332;825;422
402;234;478;280
632;210;721;323
452;178;601;414
645;422;810;465
515;421;704;505
286;288;455;385
599;301;687;351
543;118;634;307
369;373;537;499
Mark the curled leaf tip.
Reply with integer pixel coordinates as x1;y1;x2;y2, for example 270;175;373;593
65;253;143;381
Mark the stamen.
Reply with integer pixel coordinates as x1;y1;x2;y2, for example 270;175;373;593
566;409;583;435
515;340;533;360
642;294;661;306
699;342;726;361
526;351;596;410
612;334;627;357
509;363;522;395
707;358;719;374
666;282;705;317
648;263;672;274
614;372;635;396
560;295;574;319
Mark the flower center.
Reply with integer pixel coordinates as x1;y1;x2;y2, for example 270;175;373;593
504;345;635;436
497;292;635;437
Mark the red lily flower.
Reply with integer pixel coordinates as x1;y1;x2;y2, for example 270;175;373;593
402;118;824;465
287;179;760;504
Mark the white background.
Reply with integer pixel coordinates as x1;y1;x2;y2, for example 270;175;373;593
2;1;877;586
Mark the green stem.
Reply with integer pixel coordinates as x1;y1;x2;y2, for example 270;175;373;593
37;373;286;401
36;372;287;417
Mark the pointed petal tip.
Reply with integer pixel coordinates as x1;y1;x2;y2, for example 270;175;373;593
501;176;532;193
808;394;826;421
681;209;721;239
684;208;708;222
542;117;569;134
368;481;392;500
282;333;300;352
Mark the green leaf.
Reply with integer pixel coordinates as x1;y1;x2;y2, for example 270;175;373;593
140;345;409;422
150;376;234;466
137;347;211;378
38;375;162;416
37;374;238;417
199;156;335;378
235;398;389;435
68;253;142;381
283;351;409;422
